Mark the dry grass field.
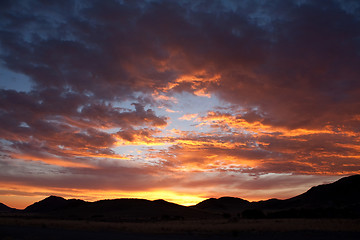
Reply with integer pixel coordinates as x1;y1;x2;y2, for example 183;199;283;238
1;217;360;240
1;217;360;233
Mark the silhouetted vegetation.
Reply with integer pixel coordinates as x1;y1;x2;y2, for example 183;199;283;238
242;209;266;219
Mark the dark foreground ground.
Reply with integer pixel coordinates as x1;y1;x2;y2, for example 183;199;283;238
1;218;360;240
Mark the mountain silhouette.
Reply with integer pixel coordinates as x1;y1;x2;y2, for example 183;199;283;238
192;175;360;218
25;196;86;213
24;196;215;221
251;175;360;209
0;202;16;213
285;175;360;207
259;175;360;218
193;196;250;213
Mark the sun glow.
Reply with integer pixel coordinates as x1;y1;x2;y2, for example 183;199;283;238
0;185;207;209
99;190;207;206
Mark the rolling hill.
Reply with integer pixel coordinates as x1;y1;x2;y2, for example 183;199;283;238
0;202;16;213
285;174;360;207
193;175;360;218
24;196;215;221
193;196;250;214
25;196;86;213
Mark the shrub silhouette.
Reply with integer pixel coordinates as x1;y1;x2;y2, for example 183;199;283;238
242;209;266;219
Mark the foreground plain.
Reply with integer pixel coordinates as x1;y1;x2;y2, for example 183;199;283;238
1;217;360;240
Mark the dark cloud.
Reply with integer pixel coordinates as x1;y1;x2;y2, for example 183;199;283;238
209;1;360;130
0;158;162;191
0;88;167;168
2;1;359;129
1;0;360;204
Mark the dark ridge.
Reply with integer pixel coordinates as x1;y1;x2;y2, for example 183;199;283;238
253;175;360;209
0;202;16;213
79;198;214;220
192;175;360;218
22;197;215;221
152;199;191;209
25;195;86;213
193;197;249;213
254;175;360;218
288;175;360;207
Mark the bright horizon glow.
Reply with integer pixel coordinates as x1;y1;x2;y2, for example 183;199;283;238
0;173;343;210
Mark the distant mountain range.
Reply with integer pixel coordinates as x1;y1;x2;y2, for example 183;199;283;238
23;196;213;221
193;175;360;218
1;175;360;219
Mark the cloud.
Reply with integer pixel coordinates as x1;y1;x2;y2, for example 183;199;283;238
0;88;167;170
2;0;359;132
1;0;360;206
179;113;198;121
142;107;360;177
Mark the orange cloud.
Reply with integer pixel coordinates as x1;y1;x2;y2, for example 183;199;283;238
179;113;198;121
11;153;98;169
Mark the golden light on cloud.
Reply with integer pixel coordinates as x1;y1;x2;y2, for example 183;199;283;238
59;148;129;160
11;154;97;169
194;88;211;98
200;111;337;137
152;91;178;103
114;135;171;147
179;113;198;121
161;71;221;94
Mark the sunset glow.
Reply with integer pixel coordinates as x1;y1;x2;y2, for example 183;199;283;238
1;0;360;209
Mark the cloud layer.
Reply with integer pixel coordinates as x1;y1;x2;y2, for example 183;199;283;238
1;0;360;207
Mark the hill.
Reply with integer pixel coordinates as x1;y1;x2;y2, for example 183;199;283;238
192;175;360;218
193;197;250;214
285;175;360;207
261;175;360;218
0;202;16;213
24;196;215;221
25;196;86;213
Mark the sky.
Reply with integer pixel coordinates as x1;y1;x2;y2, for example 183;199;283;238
1;0;360;209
